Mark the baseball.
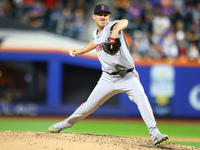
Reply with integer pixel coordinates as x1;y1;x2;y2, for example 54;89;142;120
69;50;75;57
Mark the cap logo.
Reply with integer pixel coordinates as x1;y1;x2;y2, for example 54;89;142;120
101;5;105;10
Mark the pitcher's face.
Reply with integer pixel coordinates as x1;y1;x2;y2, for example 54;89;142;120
93;12;110;28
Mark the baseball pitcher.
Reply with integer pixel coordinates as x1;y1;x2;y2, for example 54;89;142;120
49;4;168;145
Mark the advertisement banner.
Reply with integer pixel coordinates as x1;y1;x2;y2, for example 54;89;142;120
149;65;175;116
172;67;200;117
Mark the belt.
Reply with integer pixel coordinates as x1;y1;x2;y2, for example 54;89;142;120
105;68;134;75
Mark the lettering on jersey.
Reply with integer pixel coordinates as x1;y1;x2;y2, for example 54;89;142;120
95;43;104;52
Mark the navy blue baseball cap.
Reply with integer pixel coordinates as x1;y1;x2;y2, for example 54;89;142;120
94;4;111;14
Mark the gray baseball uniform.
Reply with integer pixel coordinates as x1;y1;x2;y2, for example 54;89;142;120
94;20;134;73
61;20;161;140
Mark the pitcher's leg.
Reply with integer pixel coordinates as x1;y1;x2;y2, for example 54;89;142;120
135;93;160;139
65;82;117;127
49;74;117;133
124;76;160;140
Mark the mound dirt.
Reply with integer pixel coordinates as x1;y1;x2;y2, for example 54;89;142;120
0;131;199;150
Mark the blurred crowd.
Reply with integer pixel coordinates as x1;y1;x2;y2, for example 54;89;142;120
0;0;93;39
115;0;200;60
0;0;200;61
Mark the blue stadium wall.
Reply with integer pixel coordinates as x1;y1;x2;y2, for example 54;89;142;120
0;52;200;118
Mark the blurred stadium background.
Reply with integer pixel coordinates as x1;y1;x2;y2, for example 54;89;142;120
0;0;200;119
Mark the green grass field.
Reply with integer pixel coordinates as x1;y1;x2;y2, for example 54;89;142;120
0;117;200;148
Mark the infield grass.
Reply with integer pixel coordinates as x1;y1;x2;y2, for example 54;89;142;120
0;117;200;147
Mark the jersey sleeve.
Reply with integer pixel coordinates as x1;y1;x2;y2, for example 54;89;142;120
92;29;97;40
100;20;120;39
106;20;119;32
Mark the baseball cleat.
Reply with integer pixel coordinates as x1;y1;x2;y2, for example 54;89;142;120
48;121;67;133
153;133;169;145
48;126;62;133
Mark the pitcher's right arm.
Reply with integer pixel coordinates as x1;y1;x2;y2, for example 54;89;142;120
69;40;96;57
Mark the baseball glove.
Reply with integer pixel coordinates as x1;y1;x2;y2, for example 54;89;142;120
102;37;121;55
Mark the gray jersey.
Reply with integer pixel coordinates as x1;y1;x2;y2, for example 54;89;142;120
93;20;135;73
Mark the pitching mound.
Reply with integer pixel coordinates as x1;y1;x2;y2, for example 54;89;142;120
0;131;199;150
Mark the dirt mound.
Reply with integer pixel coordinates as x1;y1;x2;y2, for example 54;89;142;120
0;131;199;150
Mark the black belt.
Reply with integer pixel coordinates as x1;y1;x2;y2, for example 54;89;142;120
105;68;134;75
